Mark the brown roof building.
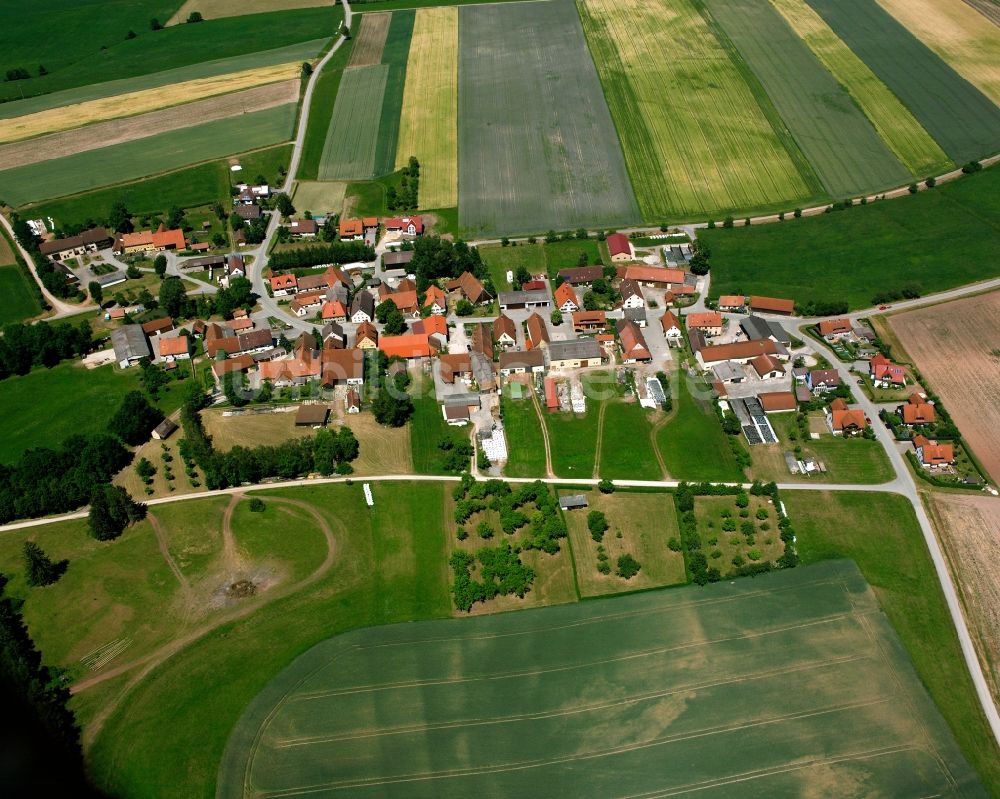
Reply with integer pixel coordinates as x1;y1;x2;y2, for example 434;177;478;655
750;295;795;315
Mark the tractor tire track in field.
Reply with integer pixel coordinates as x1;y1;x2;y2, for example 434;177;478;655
530;390;555;478
649;414;672;481
76;495;340;749
147;512;189;592
592;400;609;479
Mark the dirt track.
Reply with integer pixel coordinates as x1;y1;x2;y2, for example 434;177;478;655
75;494;339;748
148;512;190;591
0;80;299;169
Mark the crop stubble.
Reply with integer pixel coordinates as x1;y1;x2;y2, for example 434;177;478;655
0;62;301;144
396;7;458;209
167;0;332;26
458;0;639;235
0;80;300;170
888;291;1000;483
769;0;951;177
806;0;1000;163
578;0;813;220
348;11;392;68
877;0;1000;107
703;0;910;198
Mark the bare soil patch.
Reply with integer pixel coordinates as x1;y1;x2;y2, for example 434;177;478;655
889;291;1000;482
167;0;332;26
0;80;299;169
349;12;392;68
927;492;1000;702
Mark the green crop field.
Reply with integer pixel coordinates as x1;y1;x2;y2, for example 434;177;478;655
597;400;663;481
0;361;192;464
0;5;339;102
83;482;452;798
218;559;985;798
500;394;548;478
789;490;1000;794
806;0;1000;164
704;164;1000;310
578;0;815;221
458;0;639;236
0;264;42;325
0;39;327;120
25;144;290;225
373;10;415;176
317;65;388;180
1;104;295;207
769;0;950;177
657;371;744;482
703;0;911;198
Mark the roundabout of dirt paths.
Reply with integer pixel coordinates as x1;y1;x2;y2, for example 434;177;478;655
76;493;340;748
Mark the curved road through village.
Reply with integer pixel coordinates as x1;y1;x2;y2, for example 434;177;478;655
2;0;998;757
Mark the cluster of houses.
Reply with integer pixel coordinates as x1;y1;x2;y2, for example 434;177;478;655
182;253;247;286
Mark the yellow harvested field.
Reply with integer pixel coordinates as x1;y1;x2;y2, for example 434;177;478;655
0;80;300;170
888;291;1000;483
167;0;332;26
927;493;1000;700
349;12;392;68
0;62;301;144
878;0;1000;107
342;411;414;475
202;408;314;452
578;0;810;218
396;7;458;209
770;0;950;176
0;231;14;264
293;180;348;215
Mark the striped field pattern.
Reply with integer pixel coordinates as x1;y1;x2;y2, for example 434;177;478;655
317;65;388;181
770;0;951;176
577;0;814;220
396;7;459;209
348;11;391;68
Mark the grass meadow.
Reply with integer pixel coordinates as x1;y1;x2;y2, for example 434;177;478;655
770;0;950;176
0;361;190;464
578;0;815;221
395;7;458;209
597;399;663;481
317;65;388;180
458;0;639;236
500;394;548;478
0;5;338;103
84;482;452;799
562;489;685;596
704;0;911;198
218;558;984;799
807;0;1000;164
789;490;1000;795
2;105;296;207
657;372;744;482
26;144;291;225
704;164;1000;309
0;265;43;325
878;0;1000;108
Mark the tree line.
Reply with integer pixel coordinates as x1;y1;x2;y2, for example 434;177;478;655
178;386;359;489
268;241;374;271
10;216;83;301
0;319;92;380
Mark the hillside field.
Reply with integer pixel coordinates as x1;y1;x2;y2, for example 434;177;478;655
2;106;295;207
218;559;985;799
704;165;1000;310
458;0;638;235
578;0;814;220
704;0;910;198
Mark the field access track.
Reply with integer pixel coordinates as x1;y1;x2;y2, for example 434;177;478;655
806;0;1000;164
458;0;639;236
218;561;985;798
704;0;910;197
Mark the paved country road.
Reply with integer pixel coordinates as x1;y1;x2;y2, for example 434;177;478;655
0;211;86;318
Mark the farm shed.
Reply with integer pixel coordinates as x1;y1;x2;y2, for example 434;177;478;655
295;405;330;426
559;495;588;510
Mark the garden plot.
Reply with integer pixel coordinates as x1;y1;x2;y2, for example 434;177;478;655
704;0;910;197
578;0;815;220
458;0;639;235
807;0;1000;163
317;65;388;181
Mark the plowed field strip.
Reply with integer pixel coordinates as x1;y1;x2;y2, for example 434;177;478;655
349;12;392;68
